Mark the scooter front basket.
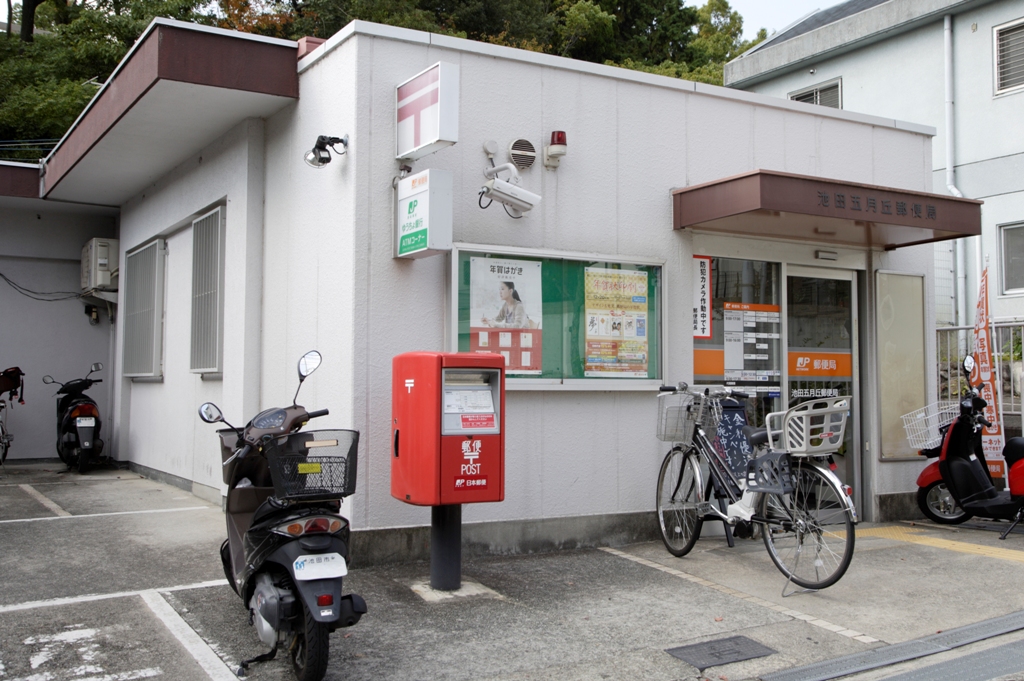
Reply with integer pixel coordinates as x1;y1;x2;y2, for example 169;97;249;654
264;429;359;501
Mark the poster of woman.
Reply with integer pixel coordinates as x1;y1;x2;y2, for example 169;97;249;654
470;257;542;374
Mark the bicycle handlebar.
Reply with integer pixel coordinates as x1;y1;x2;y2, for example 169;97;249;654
658;382;748;399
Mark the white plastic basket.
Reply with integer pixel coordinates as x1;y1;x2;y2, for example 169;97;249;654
766;396;850;457
900;401;958;450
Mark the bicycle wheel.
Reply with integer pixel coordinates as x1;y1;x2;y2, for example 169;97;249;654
657;447;704;557
0;421;8;463
759;461;854;589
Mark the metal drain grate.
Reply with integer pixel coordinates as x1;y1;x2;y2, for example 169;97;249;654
667;635;776;671
760;610;1024;681
924;610;1024;649
878;638;1024;681
760;641;943;681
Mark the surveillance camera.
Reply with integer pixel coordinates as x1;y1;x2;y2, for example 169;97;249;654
480;163;541;217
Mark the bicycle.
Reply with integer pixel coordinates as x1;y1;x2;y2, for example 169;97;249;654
0;366;26;466
655;383;856;593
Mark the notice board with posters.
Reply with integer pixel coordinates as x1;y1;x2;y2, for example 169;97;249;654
452;246;663;385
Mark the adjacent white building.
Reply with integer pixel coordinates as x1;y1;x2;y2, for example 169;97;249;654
0;18;984;558
725;0;1024;328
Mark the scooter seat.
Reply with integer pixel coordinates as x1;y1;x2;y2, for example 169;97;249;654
743;426;769;447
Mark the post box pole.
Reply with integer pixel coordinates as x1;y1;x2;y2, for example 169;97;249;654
430;504;462;591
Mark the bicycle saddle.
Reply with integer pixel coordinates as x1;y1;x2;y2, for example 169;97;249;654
743;425;769;447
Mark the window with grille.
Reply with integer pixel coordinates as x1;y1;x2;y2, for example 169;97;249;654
190;207;225;373
123;240;166;378
1001;223;1024;293
789;79;842;109
996;18;1024;94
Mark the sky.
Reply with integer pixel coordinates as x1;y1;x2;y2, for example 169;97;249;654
2;1;849;42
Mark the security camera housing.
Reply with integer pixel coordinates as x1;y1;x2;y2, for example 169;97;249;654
480;162;541;216
482;178;541;215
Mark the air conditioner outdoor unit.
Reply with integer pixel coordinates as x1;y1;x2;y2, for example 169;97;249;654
81;238;119;291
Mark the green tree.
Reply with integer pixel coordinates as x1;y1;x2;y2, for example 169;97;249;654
552;0;613;60
1;0;213;159
0;0;764;158
686;0;766;71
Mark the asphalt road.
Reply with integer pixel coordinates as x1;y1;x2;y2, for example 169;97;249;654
4;461;1024;681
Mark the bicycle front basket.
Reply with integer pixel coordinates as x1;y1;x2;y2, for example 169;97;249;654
265;429;359;501
657;392;698;442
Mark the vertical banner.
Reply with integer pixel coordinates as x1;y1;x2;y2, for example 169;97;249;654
693;256;712;339
970;267;1005;477
584;268;649;376
469;258;543;374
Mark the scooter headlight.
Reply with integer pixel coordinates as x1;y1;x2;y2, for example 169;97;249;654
273;515;347;537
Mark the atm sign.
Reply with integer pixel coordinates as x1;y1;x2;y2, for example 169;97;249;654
461;414;495;428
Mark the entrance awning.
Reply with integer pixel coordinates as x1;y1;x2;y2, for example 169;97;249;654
672;170;982;251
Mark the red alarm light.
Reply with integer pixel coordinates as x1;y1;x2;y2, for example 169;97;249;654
551;131;567;146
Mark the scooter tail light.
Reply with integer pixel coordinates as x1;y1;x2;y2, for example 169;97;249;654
304;518;331;534
272;515;348;537
317;594;333;606
70;404;99;418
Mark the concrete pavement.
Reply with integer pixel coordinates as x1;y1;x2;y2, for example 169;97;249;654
3;460;1024;681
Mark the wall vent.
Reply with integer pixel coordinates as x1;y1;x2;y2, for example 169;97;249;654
123;239;166;378
509;139;536;169
996;19;1024;93
789;79;842;109
190;207;225;374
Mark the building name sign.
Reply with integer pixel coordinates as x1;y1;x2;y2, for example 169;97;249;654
814;189;939;221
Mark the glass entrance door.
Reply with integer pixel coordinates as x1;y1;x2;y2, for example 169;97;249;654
786;267;858;488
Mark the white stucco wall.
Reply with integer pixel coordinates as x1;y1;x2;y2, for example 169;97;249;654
103;21;947;528
738;0;1024;321
0;199;116;460
115;119;265;495
258;26;939;529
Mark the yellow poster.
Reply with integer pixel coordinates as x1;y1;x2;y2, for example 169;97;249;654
584;268;648;377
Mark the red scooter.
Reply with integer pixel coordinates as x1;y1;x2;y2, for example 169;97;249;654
915;355;1024;538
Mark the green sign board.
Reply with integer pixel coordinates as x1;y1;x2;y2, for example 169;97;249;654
395;169;452;259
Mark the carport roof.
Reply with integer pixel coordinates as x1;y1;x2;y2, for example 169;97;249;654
672;169;982;251
0;162;39;199
40;19;299;207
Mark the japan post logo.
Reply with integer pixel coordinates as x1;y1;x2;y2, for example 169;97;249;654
461;440;482;475
796;356;810;368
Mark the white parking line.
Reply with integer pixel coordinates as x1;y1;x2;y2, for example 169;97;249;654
140;591;239;681
18;484;72;517
0;580;228;613
0;506;210;524
599;546;882;644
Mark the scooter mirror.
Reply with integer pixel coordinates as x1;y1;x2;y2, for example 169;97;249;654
42;375;54;385
963;355;976;375
90;362;104;373
298;351;322;380
199;402;224;424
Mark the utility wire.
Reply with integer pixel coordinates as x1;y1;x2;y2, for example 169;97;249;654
0;271;82;301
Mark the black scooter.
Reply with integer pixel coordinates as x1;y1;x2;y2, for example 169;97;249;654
199;351;365;681
42;362;104;473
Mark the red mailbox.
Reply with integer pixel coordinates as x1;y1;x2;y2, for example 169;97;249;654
391;352;505;506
